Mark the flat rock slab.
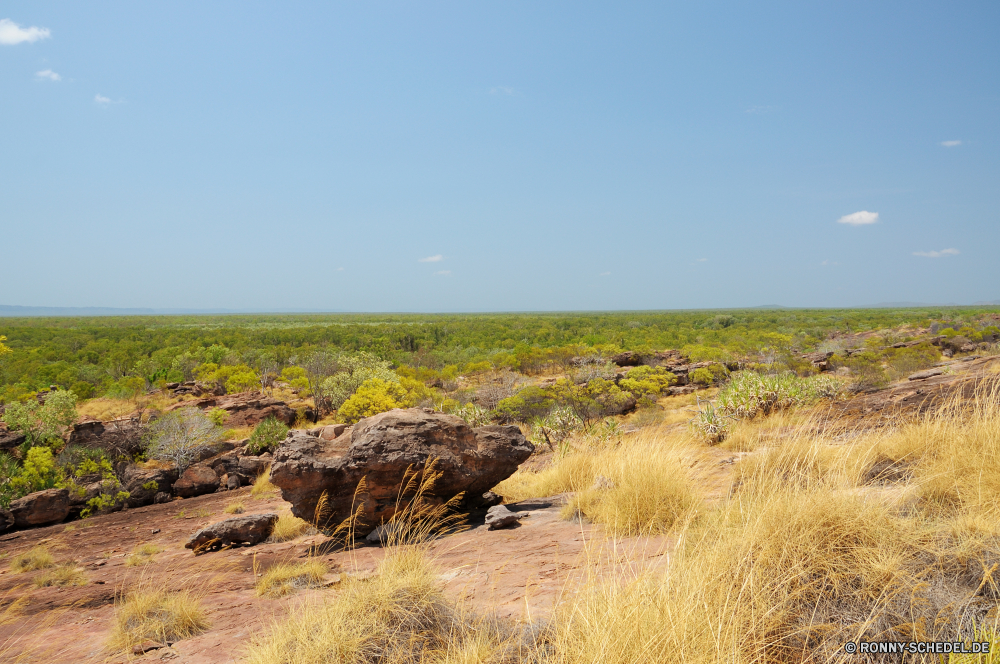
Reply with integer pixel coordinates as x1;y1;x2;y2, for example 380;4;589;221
185;513;278;552
908;368;945;381
485;504;522;530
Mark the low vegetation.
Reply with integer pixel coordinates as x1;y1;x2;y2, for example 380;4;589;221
9;547;55;573
125;543;162;567
33;566;87;588
108;587;209;653
251;468;277;498
255;560;327;597
268;513;312;542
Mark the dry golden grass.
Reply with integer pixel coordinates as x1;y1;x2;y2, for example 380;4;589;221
10;547;55;573
496;425;702;536
108;587;209;653
77;393;185;421
251;467;278;498
224;500;246;514
224;425;254;441
255;560;327;597
125;543;162;567
268;513;312;542
33;565;87;588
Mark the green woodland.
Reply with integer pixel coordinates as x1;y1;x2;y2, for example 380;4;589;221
2;308;999;404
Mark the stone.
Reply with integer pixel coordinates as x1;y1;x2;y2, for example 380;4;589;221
9;488;71;528
270;408;534;537
226;474;241;490
154;492;172;504
908;368;944;381
0;422;27;453
485;504;521;530
123;465;179;507
318;424;349;441
611;351;644;367
184;513;279;552
172;463;221;498
237;456;270;482
364;523;404;545
481;491;503;507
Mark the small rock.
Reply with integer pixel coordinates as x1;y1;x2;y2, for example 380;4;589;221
592;475;615;491
908;368;944;381
481;491;503;507
151;528;160;534
227;474;241;490
173;463;221;498
153;492;172;504
132;641;164;655
185;513;279;553
364;523;405;545
9;488;71;528
485;504;521;530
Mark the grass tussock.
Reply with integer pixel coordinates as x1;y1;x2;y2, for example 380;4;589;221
245;549;539;664
33;565;87;588
255;560;327;597
268;513;312;542
251;468;278;498
125;543;162;567
224;500;246;514
108;587;209;653
10;547;55;574
496;426;701;536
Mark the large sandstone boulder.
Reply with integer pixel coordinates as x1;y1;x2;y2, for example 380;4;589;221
9;488;71;528
0;422;26;453
270;408;533;536
185;513;278;552
172;463;221;498
123;465;179;507
0;509;14;534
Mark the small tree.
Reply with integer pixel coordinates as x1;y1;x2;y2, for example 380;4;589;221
0;335;11;357
143;409;222;471
319;352;398;411
338;378;407;424
246;417;289;456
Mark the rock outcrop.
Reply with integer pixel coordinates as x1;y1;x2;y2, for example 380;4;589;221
185;513;279;552
169;393;296;427
0;422;26;453
270;408;534;536
173;463;221;498
123;465;179;507
9;488;71;528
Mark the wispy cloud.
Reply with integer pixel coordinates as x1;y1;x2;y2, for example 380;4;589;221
336;267;344;271
490;86;515;96
837;210;879;226
35;69;60;81
418;254;443;263
940;140;962;147
913;248;959;258
696;258;708;262
94;94;113;104
434;270;451;276
599;271;611;276
821;260;839;266
0;18;50;45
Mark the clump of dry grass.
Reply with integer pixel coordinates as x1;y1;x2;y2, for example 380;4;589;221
268;513;312;542
255;560;327;597
496;426;701;536
108;587;209;653
10;547;55;573
33;566;87;588
251;468;278;498
125;543;162;567
245;549;536;664
224;500;246;514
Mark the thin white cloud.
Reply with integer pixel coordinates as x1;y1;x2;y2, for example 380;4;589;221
434;270;451;276
696;258;708;262
418;254;443;263
837;210;879;226
36;69;60;81
821;260;839;266
913;248;959;258
94;94;112;104
940;140;962;147
336;267;344;271
599;271;611;276
490;86;515;96
0;18;50;45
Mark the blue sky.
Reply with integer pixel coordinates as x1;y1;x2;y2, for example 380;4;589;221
1;2;997;312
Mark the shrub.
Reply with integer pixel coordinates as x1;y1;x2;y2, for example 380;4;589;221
2;388;78;447
0;453;21;508
224;500;245;514
338;378;408;424
34;565;87;588
268;513;311;542
618;365;677;398
319;352;399;411
496;385;556;422
715;371;809;419
206;408;228;426
108;588;209;653
449;402;494;427
9;446;64;498
551;378;634;427
225;367;259;394
143;408;222;472
246;417;289;456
